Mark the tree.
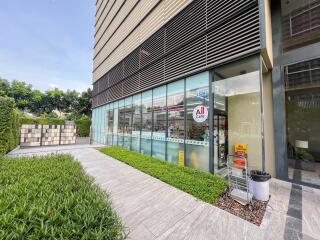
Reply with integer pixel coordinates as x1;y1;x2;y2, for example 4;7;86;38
61;90;79;113
0;78;10;96
77;88;92;117
0;77;92;118
29;90;44;114
7;80;33;110
43;88;64;114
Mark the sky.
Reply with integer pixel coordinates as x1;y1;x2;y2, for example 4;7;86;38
0;0;95;92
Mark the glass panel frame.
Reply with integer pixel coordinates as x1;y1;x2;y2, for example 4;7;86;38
211;55;264;175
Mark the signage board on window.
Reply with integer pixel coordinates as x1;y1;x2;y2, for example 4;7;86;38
192;105;208;123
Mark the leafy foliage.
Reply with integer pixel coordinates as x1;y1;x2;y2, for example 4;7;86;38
100;147;228;203
0;77;92;117
75;116;91;137
0;154;126;239
20;117;65;125
0;96;20;155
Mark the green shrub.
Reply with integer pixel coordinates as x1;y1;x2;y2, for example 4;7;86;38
0;154;126;239
0;96;20;155
20;117;65;125
75;116;91;137
100;147;228;203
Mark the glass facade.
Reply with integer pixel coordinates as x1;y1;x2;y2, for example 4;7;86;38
132;94;141;152
167;80;185;164
286;58;320;186
141;90;152;156
185;72;210;172
92;57;264;174
124;97;133;150
212;56;262;175
152;86;167;160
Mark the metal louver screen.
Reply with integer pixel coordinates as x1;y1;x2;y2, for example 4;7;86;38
123;49;140;78
207;0;255;28
108;63;123;86
92;0;260;108
108;83;123;101
165;0;206;52
122;73;140;97
207;5;260;65
165;35;207;80
140;28;165;68
140;59;165;89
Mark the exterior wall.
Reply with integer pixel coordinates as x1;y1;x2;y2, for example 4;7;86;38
263;71;276;176
92;55;265;175
92;0;261;108
90;0;286;179
260;0;273;69
271;0;320;187
93;0;193;82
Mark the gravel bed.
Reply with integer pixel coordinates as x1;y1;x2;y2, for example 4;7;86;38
215;191;268;226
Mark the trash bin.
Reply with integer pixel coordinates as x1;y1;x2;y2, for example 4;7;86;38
250;170;271;201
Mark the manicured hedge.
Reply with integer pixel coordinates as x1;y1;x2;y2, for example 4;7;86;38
20;117;64;125
0;96;20;155
75;118;91;137
0;154;126;239
100;147;228;203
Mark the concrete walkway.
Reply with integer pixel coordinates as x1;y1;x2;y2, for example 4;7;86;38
8;145;320;240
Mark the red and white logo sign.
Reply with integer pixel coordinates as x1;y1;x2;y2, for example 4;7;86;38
192;105;208;123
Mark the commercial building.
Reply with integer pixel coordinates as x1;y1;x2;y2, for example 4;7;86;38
91;0;320;188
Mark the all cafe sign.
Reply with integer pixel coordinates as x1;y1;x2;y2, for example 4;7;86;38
192;105;208;123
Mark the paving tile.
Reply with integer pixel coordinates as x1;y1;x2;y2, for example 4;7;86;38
9;146;320;240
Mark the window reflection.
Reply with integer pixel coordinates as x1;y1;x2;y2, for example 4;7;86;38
141;90;152;155
185;72;210;172
152;86;167;160
118;100;125;146
167;80;185;164
213;56;262;176
132;94;141;152
286;58;320;186
124;97;133;150
107;103;114;146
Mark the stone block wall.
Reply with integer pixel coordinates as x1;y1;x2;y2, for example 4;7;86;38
60;125;76;145
20;124;76;147
41;125;60;146
20;125;41;147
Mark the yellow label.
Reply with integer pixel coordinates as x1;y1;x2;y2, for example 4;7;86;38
235;144;248;154
178;151;184;166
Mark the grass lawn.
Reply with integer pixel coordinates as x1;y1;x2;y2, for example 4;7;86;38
100;147;228;203
0;154;125;239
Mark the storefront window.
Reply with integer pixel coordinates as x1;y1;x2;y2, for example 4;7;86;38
152;86;167;160
107;102;114;146
286;58;320;186
167;80;185;164
104;104;109;145
132;94;141;152
124;97;133;150
141;90;152;155
213;56;262;175
118;99;125;146
92;109;96;143
97;107;101;143
186;72;210;172
113;101;119;146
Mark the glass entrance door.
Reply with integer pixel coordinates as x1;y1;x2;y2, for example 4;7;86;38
214;114;228;172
